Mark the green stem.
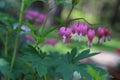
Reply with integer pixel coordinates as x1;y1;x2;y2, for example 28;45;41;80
38;8;51;36
4;32;8;57
10;0;25;71
66;6;74;25
38;6;58;36
38;15;48;36
68;18;99;26
44;75;47;80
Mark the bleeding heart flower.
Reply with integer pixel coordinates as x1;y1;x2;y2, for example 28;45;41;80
59;27;72;43
98;27;104;44
72;23;80;34
87;29;95;47
81;24;88;36
72;23;88;42
104;29;111;42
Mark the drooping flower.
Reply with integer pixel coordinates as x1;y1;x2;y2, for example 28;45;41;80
72;23;81;41
59;27;72;43
72;23;80;34
81;24;88;36
97;27;104;44
104;29;111;42
72;23;88;42
87;29;95;47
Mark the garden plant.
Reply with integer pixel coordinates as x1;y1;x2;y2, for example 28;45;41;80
0;0;112;80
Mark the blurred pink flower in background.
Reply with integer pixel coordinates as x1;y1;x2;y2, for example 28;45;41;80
25;10;39;19
116;48;120;55
45;39;58;46
87;29;95;48
24;10;46;26
80;59;89;64
26;35;34;43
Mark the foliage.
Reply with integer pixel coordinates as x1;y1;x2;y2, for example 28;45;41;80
87;66;110;80
20;46;109;80
0;0;112;80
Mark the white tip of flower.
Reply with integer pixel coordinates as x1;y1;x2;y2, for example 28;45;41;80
62;35;66;43
88;40;92;48
72;33;83;42
72;33;78;41
97;37;103;44
78;34;83;42
100;38;103;44
73;71;81;79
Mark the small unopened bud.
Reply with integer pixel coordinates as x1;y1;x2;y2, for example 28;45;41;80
73;71;81;80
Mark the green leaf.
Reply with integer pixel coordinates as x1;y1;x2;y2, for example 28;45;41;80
36;64;47;77
72;0;80;6
22;52;48;77
71;47;77;60
54;0;72;9
39;0;48;2
73;64;92;80
66;47;77;63
22;44;38;54
56;64;73;80
27;31;46;44
0;58;9;66
36;37;46;44
74;49;90;61
0;58;14;80
23;21;36;31
89;64;111;78
64;2;72;9
40;27;57;37
24;0;36;7
0;66;15;80
75;49;100;62
87;66;109;80
0;18;10;26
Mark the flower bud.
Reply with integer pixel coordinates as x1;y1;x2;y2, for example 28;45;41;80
73;71;81;80
87;29;95;47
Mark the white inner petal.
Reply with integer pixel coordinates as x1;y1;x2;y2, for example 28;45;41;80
72;33;83;42
62;35;66;43
78;33;83;42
